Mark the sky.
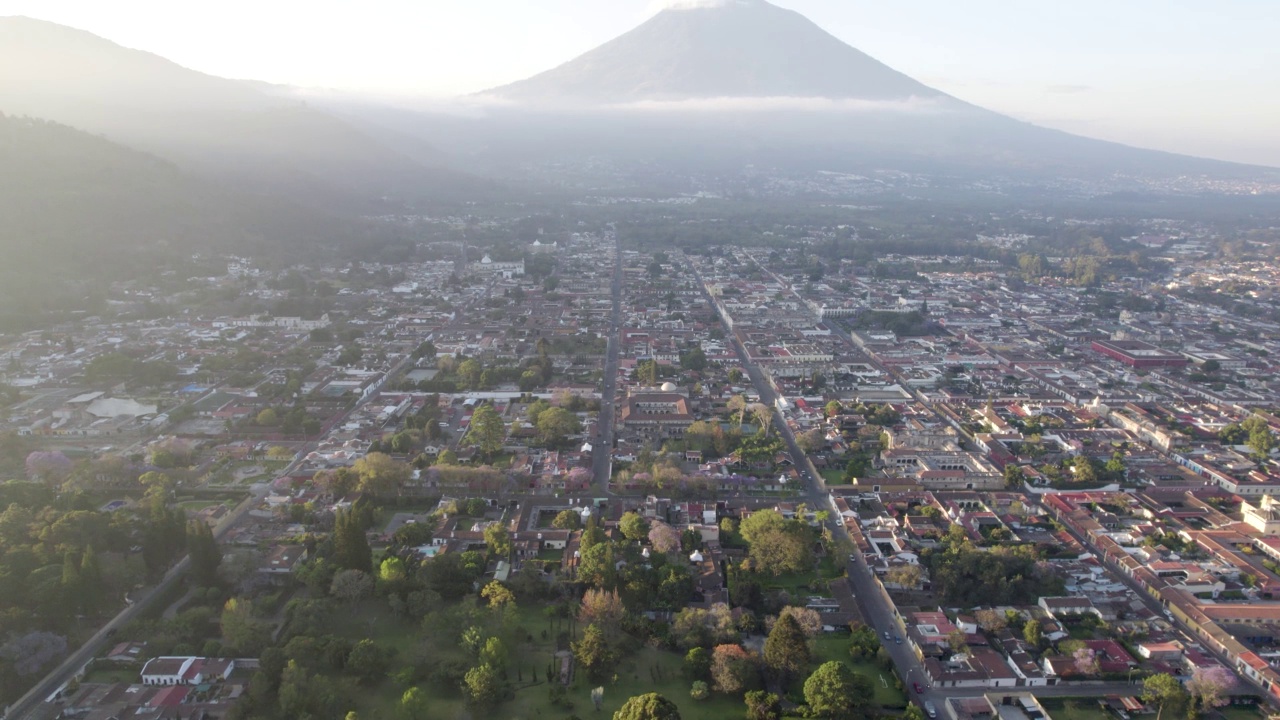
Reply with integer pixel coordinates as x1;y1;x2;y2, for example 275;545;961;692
3;0;1278;165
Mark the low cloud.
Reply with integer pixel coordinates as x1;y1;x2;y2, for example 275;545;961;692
602;94;955;115
1046;84;1092;94
649;0;753;10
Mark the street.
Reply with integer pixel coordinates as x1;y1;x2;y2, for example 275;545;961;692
593;240;623;493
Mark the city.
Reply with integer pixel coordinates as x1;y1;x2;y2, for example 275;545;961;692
1;206;1279;720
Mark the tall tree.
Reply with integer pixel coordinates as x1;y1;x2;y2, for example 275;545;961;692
763;613;810;687
187;521;222;587
573;623;616;683
221;597;267;655
484;522;512;561
333;508;372;573
467;404;506;459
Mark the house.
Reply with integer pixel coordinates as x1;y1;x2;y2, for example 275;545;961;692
258;545;308;580
1038;596;1099;619
140;657;235;686
1138;641;1185;662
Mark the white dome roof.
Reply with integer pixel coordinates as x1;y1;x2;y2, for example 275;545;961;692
660;382;678;392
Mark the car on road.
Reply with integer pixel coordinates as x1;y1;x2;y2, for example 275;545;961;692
924;700;937;718
883;631;891;640
895;635;902;644
912;682;923;694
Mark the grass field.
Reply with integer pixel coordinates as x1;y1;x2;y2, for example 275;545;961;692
813;635;907;708
320;601;906;720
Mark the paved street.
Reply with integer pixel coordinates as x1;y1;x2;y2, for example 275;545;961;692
593;239;622;494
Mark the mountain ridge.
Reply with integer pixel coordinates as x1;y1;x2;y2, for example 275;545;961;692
0;15;495;210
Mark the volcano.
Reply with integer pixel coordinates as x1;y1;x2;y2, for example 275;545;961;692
489;0;947;104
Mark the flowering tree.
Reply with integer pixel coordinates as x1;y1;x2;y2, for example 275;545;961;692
0;632;67;676
1072;647;1100;676
649;522;682;554
1186;666;1235;711
566;467;592;488
26;451;72;483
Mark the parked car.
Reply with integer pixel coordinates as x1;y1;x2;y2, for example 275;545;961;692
924;700;938;718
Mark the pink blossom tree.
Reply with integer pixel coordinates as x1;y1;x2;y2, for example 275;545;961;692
26;451;72;484
1186;666;1235;711
1072;647;1100;676
649;522;682;554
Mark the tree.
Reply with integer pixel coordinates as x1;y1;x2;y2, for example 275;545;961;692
1072;647;1099;676
1186;666;1235;713
352;452;409;497
763;613;810;686
399;686;431;720
885;564;924;589
825;400;843;418
536;407;581;448
690;680;709;700
727;395;748;425
458;359;483;388
346;639;391;684
775;606;823;638
187;521;221;587
579;588;626;639
903;706;926;720
974;609;1008;633
573;623;616;683
221;598;267;655
620;511;650;542
745;690;782;720
710;644;759;694
637;360;659;386
684;647;711;681
649;522;682;554
1142;673;1189;718
333;508;372;573
463;663;503;709
1022;619;1042;647
739;509;787;544
257;408;280;427
552;509;581;530
331;569;374;604
681;347;707;372
467;404;506;458
1243;415;1276;461
613;692;681;720
480;636;508;671
484;522;512;560
481;580;516;610
796;428;825;453
803;661;870;719
749;526;810;576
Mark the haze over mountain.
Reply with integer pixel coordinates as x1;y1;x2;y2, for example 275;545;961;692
488;0;945;104
0;113;373;329
0;16;493;210
462;0;1269;180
